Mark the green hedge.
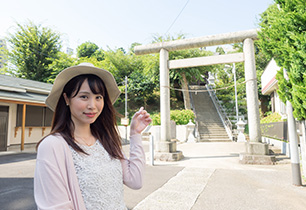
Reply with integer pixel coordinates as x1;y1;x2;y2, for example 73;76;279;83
260;112;285;124
151;109;195;125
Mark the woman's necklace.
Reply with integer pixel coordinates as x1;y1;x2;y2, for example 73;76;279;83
74;135;96;146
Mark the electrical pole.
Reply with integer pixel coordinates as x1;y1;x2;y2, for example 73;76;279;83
284;68;302;186
125;76;128;144
233;63;239;123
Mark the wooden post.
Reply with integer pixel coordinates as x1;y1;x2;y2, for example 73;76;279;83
21;104;26;151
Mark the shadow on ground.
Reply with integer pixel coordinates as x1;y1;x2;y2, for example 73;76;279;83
0;178;35;210
0;153;37;165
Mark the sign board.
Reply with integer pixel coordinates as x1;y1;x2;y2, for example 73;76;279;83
121;118;129;126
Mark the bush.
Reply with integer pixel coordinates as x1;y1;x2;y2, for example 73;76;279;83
151;109;195;125
260;112;285;124
151;113;161;125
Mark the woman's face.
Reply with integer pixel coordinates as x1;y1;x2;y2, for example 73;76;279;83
64;79;104;127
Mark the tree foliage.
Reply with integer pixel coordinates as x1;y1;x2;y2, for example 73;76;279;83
257;0;306;120
76;41;105;61
101;49;143;82
7;22;61;82
0;40;8;74
213;56;247;119
127;71;156;109
100;47;159;113
77;41;98;58
47;52;77;83
152;34;215;109
213;42;270;121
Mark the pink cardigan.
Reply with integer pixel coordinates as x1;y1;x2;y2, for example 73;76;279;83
34;133;145;210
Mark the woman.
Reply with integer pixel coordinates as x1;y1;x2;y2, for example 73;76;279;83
34;63;152;210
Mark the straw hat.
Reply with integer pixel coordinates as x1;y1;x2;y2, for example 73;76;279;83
45;63;121;111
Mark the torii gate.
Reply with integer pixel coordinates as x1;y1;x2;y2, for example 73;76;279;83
135;29;273;164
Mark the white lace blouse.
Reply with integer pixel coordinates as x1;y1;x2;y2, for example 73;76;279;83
69;140;127;210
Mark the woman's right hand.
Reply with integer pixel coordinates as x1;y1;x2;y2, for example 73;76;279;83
129;107;152;136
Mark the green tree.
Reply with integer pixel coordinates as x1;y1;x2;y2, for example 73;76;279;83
47;52;77;83
215;46;225;55
77;41;99;58
7;22;61;82
93;49;105;61
129;42;142;54
152;34;215;110
78;56;104;68
0;40;8;74
213;43;270;122
101;49;143;82
128;71;155;109
213;47;247;121
101;48;159;114
257;0;306;120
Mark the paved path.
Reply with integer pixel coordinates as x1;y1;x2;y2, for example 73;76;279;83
0;141;306;210
129;141;306;210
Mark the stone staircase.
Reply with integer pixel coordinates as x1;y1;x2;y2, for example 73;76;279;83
190;85;231;142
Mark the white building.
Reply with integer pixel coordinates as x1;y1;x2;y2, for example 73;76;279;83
0;74;53;151
261;58;286;118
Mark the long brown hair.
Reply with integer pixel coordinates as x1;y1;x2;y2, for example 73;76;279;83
38;74;124;159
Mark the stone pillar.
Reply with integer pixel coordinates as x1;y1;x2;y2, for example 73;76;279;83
240;38;275;164
160;48;171;144
155;48;183;161
243;38;261;143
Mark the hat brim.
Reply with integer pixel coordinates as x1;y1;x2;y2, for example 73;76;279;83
45;65;121;111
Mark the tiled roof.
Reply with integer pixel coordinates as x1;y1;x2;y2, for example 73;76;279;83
0;74;52;104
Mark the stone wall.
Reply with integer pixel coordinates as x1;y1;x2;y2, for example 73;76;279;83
260;122;288;141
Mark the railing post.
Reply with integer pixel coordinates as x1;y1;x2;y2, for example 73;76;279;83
149;135;154;166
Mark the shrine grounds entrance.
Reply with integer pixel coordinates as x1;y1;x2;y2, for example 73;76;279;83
135;29;274;164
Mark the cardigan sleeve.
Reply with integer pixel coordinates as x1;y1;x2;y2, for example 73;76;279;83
34;136;74;210
121;133;146;189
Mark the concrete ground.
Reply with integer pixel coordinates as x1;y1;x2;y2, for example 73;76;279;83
0;141;305;210
129;141;306;210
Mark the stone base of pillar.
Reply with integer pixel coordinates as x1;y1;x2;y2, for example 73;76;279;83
245;142;269;154
239;142;276;165
154;151;184;161
155;140;184;161
239;153;276;165
156;140;177;153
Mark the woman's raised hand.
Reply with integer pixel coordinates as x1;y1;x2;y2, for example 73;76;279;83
130;107;152;136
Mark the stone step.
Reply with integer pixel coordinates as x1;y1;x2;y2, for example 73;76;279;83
201;126;225;129
199;120;223;123
199;121;224;125
200;130;227;133
200;137;230;141
202;128;225;131
196;106;218;109
200;134;229;138
191;85;232;143
199;139;231;142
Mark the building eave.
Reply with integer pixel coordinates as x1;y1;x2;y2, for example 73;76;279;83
262;76;278;95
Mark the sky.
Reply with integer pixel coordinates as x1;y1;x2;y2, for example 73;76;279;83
0;0;274;53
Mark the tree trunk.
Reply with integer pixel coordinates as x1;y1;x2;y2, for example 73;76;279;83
181;72;191;110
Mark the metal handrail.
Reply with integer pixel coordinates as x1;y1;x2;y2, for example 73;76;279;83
205;82;233;140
